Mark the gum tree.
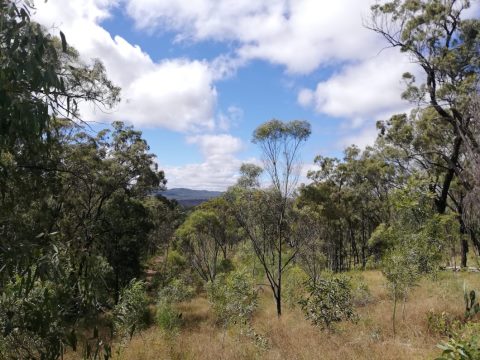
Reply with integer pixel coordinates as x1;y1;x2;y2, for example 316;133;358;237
229;119;311;316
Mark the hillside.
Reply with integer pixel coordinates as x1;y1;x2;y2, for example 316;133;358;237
158;188;223;207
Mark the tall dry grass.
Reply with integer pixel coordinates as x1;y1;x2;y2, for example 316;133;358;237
70;270;480;360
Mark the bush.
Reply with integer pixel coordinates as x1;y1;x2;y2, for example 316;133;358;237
158;278;194;304
437;334;480;360
0;277;72;359
112;279;150;341
206;268;258;328
464;286;480;320
233;242;265;282
155;302;182;333
351;279;373;307
283;266;308;308
299;275;357;330
155;278;194;333
218;258;235;274
166;250;187;270
426;310;460;336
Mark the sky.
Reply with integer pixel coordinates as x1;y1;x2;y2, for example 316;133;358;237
31;0;467;190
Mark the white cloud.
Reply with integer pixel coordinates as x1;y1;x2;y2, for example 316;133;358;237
297;50;420;149
217;106;243;131
300;51;416;126
125;0;380;74
163;134;245;190
33;0;217;132
186;134;244;157
339;126;379;149
83;58;217;132
297;88;314;107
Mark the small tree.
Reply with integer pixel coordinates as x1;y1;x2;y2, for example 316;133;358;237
229;119;311;317
299;275;357;330
382;248;419;337
373;176;454;336
112;280;150;342
206;268;258;348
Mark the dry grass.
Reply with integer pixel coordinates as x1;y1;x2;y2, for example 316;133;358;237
70;270;480;360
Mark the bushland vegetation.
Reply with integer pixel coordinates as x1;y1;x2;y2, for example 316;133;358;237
1;0;480;359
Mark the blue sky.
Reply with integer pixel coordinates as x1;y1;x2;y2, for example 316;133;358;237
33;0;429;190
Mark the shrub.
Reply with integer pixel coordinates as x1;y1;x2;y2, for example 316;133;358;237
155;278;194;333
283;265;308;308
437;334;480;360
0;277;72;359
351;278;373;307
155;302;182;333
166;250;187;270
233;242;265;282
158;278;194;304
463;285;480;320
218;258;235;274
299;275;357;330
426;310;460;336
112;279;150;341
206;268;258;328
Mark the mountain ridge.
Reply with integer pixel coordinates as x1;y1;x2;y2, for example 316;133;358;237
155;187;223;207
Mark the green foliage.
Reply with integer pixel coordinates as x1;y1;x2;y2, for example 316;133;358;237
155;302;182;333
158;278;195;304
252;119;311;143
206;268;258;328
301;145;394;272
218;258;235;274
112;280;150;341
155;278;194;333
299;275;357;330
237;163;263;189
351;278;373;307
463;285;480;320
0;275;73;359
233;241;266;283
426;310;461;336
283;266;308;308
175;197;238;282
437;334;480;360
0;0;119;145
167;250;187;269
382;247;420;301
0;4;170;356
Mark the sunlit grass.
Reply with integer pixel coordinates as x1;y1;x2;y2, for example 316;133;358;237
67;270;480;360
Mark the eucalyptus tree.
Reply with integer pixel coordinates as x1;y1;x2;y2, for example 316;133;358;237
0;3;169;357
369;0;480;265
175;197;239;282
369;0;480;157
229;119;311;316
299;146;395;270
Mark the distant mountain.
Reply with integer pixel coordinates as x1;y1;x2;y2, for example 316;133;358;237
155;188;223;207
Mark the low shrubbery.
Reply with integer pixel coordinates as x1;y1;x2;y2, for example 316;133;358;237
155;278;195;332
299;275;357;330
112;279;150;341
436;324;480;360
206;268;258;328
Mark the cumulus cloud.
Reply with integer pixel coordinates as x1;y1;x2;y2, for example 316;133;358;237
125;0;380;74
217;106;243;131
339;126;379;149
299;51;417;127
33;0;217;132
163;134;245;190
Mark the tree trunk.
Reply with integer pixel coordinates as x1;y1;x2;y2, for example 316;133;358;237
277;239;282;317
458;204;469;268
461;238;468;268
435;136;461;214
